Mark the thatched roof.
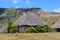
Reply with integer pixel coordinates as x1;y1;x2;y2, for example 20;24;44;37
51;18;60;28
13;12;47;26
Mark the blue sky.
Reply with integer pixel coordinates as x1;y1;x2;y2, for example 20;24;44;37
0;0;60;12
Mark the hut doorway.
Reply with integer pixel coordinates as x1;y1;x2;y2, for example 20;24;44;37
53;28;60;32
56;28;60;32
17;25;37;33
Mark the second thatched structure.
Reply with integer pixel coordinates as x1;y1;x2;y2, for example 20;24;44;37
51;18;60;32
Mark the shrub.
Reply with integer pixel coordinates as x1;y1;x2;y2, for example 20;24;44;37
46;26;52;32
10;26;17;33
7;18;17;33
24;27;37;33
20;30;25;33
24;27;33;33
35;25;52;32
24;25;52;33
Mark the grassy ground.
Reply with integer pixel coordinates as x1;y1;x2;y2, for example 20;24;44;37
0;33;60;40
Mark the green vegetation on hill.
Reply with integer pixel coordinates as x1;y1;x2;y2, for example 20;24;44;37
0;8;17;27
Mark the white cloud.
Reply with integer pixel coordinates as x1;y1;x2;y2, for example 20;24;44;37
12;0;30;4
13;0;18;4
53;8;60;13
42;9;47;12
9;0;30;5
44;10;47;12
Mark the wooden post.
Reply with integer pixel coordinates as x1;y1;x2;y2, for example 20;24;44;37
17;25;20;33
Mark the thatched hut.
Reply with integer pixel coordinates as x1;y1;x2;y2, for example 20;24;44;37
51;18;60;32
13;11;48;32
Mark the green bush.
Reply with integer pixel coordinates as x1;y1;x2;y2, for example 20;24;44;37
24;27;33;33
7;18;17;33
24;27;37;33
35;25;52;32
7;26;17;33
20;30;25;33
46;26;52;32
10;26;17;33
24;25;52;33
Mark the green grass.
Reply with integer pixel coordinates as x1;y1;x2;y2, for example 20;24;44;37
0;33;60;40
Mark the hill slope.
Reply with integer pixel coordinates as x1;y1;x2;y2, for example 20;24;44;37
37;10;60;26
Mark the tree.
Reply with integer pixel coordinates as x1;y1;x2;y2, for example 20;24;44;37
7;15;13;33
7;9;17;33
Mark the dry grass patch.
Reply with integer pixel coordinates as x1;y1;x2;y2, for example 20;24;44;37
0;33;60;40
